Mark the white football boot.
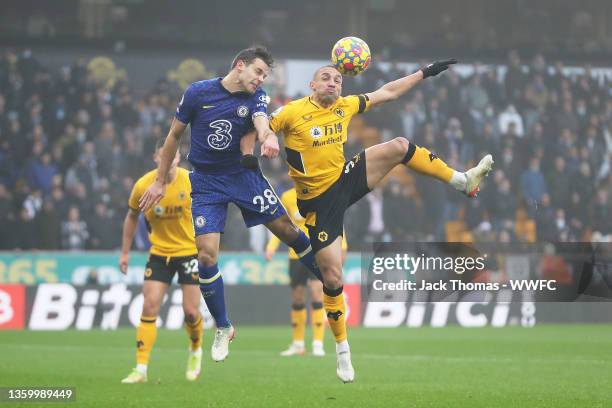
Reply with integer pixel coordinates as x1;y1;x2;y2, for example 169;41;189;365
464;154;494;197
280;341;306;356
312;340;325;357
121;368;147;384
185;348;202;381
336;341;355;383
211;325;235;362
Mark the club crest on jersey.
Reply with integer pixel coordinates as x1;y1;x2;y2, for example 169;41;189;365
334;108;345;118
310;126;323;139
237;105;249;118
195;216;206;228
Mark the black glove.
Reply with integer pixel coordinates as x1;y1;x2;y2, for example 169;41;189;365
240;154;259;170
420;59;457;78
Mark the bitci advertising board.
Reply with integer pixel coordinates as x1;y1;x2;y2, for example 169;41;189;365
1;281;612;331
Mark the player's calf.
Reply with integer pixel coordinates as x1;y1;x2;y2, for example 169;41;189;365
267;216;324;281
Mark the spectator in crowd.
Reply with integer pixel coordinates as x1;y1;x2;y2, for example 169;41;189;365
61;206;89;250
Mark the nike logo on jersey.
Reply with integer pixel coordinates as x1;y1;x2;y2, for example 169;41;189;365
202;105;215;109
270;207;279;215
302;115;313;121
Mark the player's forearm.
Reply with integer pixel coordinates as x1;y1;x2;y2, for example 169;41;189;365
253;115;274;143
379;70;424;101
156;130;181;183
121;211;139;255
240;130;257;155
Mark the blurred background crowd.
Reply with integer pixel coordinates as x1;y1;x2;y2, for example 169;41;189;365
0;48;610;252
0;0;611;253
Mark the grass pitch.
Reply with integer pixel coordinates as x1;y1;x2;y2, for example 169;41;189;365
1;325;611;407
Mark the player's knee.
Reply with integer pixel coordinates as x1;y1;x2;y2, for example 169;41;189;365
278;220;300;243
183;309;200;324
142;299;160;317
391;137;410;159
320;265;343;289
293;292;306;305
197;249;217;266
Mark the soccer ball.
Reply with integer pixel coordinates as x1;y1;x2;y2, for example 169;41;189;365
331;37;371;76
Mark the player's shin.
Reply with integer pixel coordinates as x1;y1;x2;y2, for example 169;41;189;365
291;304;307;342
185;314;203;351
401;141;466;190
311;301;326;343
198;264;231;328
323;286;347;343
136;316;158;372
289;230;324;281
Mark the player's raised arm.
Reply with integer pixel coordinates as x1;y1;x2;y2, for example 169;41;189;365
138;118;187;211
366;59;457;107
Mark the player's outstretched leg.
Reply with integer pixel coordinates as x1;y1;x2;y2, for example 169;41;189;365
196;234;234;362
317;237;354;383
363;137;493;197
183;285;204;381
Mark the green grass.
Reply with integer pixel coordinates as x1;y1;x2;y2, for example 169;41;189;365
1;326;611;407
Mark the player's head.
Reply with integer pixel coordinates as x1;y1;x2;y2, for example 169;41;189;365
230;46;274;94
310;65;342;105
154;139;180;169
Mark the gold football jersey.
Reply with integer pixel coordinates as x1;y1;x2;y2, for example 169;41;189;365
269;94;369;200
128;168;196;257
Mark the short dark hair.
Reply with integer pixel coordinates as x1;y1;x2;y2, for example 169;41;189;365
313;65;341;79
231;46;274;70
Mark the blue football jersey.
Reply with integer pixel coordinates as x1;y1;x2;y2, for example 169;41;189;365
175;78;269;174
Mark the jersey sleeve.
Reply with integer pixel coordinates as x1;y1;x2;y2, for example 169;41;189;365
175;83;199;125
127;179;144;211
269;105;289;133
345;94;371;116
252;88;269;120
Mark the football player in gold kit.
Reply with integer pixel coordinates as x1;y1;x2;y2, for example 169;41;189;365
119;142;203;384
265;187;348;357
269;60;493;382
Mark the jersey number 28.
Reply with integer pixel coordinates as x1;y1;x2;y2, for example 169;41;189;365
253;189;278;212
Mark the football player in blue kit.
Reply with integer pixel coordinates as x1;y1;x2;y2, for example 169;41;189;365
139;46;321;362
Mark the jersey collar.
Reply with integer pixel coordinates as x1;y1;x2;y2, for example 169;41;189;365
218;77;256;96
308;96;339;110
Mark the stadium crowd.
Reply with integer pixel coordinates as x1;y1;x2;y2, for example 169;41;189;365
0;50;610;252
